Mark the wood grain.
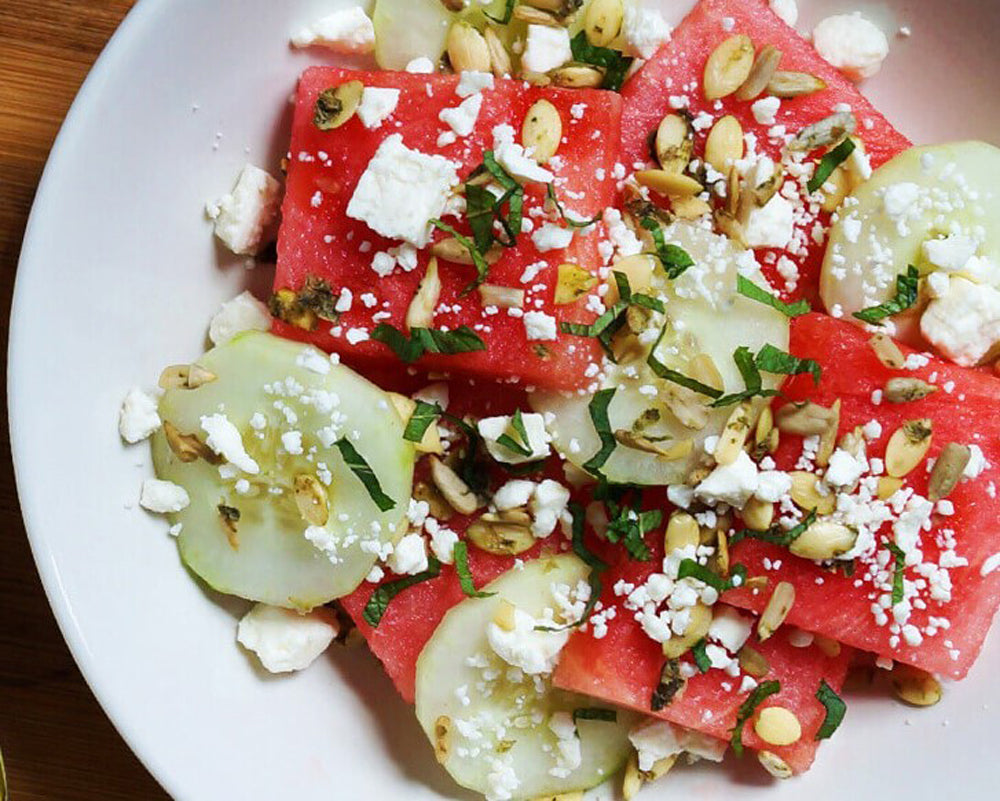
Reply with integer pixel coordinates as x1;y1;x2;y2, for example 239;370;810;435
0;1;169;798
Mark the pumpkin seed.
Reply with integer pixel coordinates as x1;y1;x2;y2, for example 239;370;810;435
554;263;597;304
885;419;933;478
738;644;771;677
704;115;744;173
789;519;857;561
513;5;562;25
726;166;742;216
703;34;755;100
615;430;693;460
713;208;748;248
665;511;701;553
635;169;703;198
478;283;525;309
431;236;503;265
484;25;512;77
767;70;827;98
585;0;624;47
815;399;841;468
876;476;904;500
661;602;713;659
663;384;711;431
742;497;775;530
605;254;656;303
550;65;605;88
744;575;770;592
413;480;454;520
776;401;837;436
758;581;795;641
884;377;939;403
313;81;364;131
388;393;444;455
447;22;491;73
640;754;677;783
927;442;972;501
736;44;783;101
269;288;318;331
159;363;217;390
715;402;754;466
757;750;793;779
715;529;731;576
218;504;240;549
750;165;784;207
406;257;441;330
671;196;713;220
622;753;642;801
755;405;774;446
433;715;452;763
814;634;842;658
655;113;694;173
754;706;802;746
522;99;563;163
163;421;220;464
430;456;481;515
293;474;330;527
890;663;942;707
467;517;535;555
789;471;836;515
789;111;856;152
869;333;905;369
838;425;865;458
689;353;725;392
819;162;851;212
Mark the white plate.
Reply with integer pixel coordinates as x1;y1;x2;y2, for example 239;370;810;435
9;0;1000;798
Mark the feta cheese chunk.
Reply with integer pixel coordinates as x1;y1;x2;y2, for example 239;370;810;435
206;164;281;256
628;720;682;772
479;413;551;465
923;235;978;273
208;290;271;345
493;479;537;511
289;6;375;54
439;93;483;137
695;451;759;508
523;311;558;341
119;387;160;443
531;223;574;253
139;479;190;513
622;7;672;59
812;13;890;81
346;134;460;247
920;276;1000;366
492;124;554;184
521;25;572;75
357;87;401;129
743;194;795;250
751;96;781;126
769;0;798;27
707;606;752;653
405;56;435;74
387;532;429;575
456;70;495;97
530;480;571;537
237;604;338;673
825;448;866;487
487;606;569;675
200;413;260;474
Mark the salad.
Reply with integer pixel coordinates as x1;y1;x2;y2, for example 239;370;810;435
117;0;1000;798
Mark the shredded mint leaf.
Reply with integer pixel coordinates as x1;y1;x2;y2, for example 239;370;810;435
483;151;525;246
466;183;500;254
815;679;847;740
755;343;822;385
677;559;748;593
335;438;397;512
372;323;486;364
362;556;442;627
853;265;920;325
691;639;712;673
495;409;533;457
887;541;906;605
731;510;818;548
560;271;663;360
442;413;491;496
737;275;811;317
808;137;857;194
647;326;724;399
582;389;618;478
641;217;695;279
546;184;602;229
731;680;781;756
453;541;495;598
606;504;659;562
430;220;491;293
403;401;443;444
570;31;634;91
573;707;617;724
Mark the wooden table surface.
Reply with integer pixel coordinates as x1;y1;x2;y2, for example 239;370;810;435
0;1;169;798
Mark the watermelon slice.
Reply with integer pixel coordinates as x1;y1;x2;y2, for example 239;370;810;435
551;527;852;774
725;314;1000;680
619;0;911;305
274;66;624;391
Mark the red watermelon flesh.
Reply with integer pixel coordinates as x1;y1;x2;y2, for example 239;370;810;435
725;314;1000;680
619;0;911;306
552;528;852;774
275;67;624;392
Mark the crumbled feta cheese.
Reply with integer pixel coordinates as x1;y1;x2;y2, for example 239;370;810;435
139;479;190;513
479;413;552;464
825;448;866;487
708;606;752;652
743;194;795;250
492;124;554;184
695;451;759;508
387;532;429;575
119;387;161;443
920;277;1000;366
812;13;890;81
206;164;281;256
531;223;574;253
523;310;558;341
428;522;459;565
487;607;569;675
346;135;459;247
493;480;537;511
755;470;792;503
923;235;978;273
200;413;260;474
628;720;682;772
237;604;337;673
357;87;401;129
457;70;495;97
530;480;570;538
751;96;781;126
289;7;375;54
769;0;798;27
622;6;672;59
521;25;572;74
405;57;435;74
964;444;988;479
439;93;483;137
208;290;271;345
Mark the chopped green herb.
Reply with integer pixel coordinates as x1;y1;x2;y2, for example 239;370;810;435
853;265;920;325
807;137;857;194
755;343;822;385
815;679;847;740
570;31;634;91
430;220;491;293
371;323;486;364
641;217;695;279
647;326;724;399
676;559;748;593
691;638;712;673
546;184;602;229
582;389;618;478
887;541;906;605
483;151;525;246
737;275;811;317
503;458;549;476
731;680;781;756
335;438;397;512
466;183;501;254
495;409;533;457
402;401;443;444
731;510;818;548
453;541;495;598
605;503;659;562
442;413;491;496
362;556;442;627
573;707;618;724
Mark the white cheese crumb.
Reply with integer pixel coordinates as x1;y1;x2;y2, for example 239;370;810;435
439;93;483;137
405;57;435;74
357;87;401;129
289;7;375;54
751;96;781;125
920;277;1000;366
456;70;495;97
139;479;190;513
531;223;574;253
812;13;890;81
388;532;429;575
208;290;271;345
200;413;260;474
622;6;672;59
487;607;569;675
479;413;551;465
523;310;558;341
521;25;572;74
205;164;281;256
119;388;161;443
237;604;337;673
769;0;798;27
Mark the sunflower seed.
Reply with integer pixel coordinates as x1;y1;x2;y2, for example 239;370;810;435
405;257;441;329
927;442;972;501
585;0;624;47
715;401;754;466
767;70;827;98
554;263;598;304
742;497;775;530
789;520;857;561
484;26;512;77
447;22;491;73
313;81;364;131
884;377;939;403
294;474;330;526
635;169;703;198
815;399;841;468
549;65;605;88
431;237;503;265
430;456;481;515
655;113;694;173
757;750;793;779
890;664;942;707
467;517;535;555
738;644;771;677
665;512;701;553
869;333;906;369
776;401;837;436
789;471;836;515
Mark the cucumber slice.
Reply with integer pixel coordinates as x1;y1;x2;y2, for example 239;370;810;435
372;0;454;70
532;222;790;486
821;141;1000;336
151;332;414;610
415;555;635;799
